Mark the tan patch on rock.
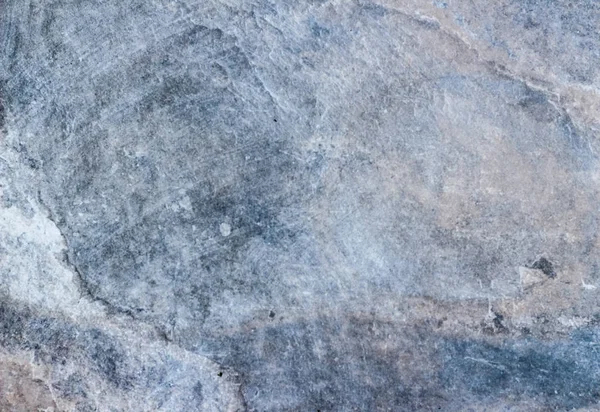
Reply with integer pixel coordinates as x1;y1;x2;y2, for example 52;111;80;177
0;358;57;412
518;266;547;290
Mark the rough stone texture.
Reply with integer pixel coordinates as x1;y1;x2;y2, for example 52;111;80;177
1;0;600;410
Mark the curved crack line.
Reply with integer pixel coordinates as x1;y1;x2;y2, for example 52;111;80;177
365;0;597;159
35;189;141;320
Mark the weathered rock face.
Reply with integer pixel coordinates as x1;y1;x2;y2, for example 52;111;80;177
1;0;600;410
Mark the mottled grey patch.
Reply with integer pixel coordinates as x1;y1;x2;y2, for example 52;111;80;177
309;19;331;38
529;256;556;278
517;86;556;123
356;1;388;18
451;74;596;170
0;90;5;130
53;374;90;401
0;302;129;391
4;2;321;327
508;0;600;83
413;16;441;30
0;302;29;348
441;337;600;409
192;381;204;403
84;329;131;389
0;300;226;409
200;315;447;411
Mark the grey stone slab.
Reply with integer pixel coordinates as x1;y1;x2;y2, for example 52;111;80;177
1;0;600;410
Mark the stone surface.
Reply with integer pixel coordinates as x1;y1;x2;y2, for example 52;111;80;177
1;0;600;410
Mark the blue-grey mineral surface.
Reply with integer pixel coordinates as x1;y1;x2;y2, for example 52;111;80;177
1;0;600;410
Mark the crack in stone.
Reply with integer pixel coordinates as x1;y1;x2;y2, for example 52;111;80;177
34;189;140;320
34;182;250;410
371;0;596;153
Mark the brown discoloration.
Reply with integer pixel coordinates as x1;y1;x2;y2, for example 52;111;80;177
0;356;58;412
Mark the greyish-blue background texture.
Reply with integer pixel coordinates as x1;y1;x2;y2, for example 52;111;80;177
1;0;600;410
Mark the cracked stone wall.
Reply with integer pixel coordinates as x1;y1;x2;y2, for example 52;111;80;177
1;0;600;410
